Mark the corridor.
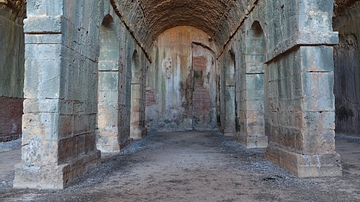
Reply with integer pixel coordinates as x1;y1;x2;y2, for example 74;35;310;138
1;131;360;201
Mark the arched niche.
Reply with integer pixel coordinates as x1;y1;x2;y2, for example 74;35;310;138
130;50;145;139
96;14;121;153
238;20;268;149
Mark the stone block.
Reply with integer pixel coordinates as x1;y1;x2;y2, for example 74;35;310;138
13;163;67;189
24;45;62;99
22;113;60;140
99;60;119;71
301;72;334;111
26;0;63;16
265;143;342;177
84;132;97;153
25;34;62;44
300;46;335;72
23;98;60;113
303;130;336;154
76;134;86;156
98;72;119;91
58;115;74;139
246;62;265;74
73;114;90;135
58;137;76;163
24;15;63;33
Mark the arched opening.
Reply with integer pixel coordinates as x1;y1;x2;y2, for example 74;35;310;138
223;51;236;136
238;21;268;148
191;42;217;131
145;26;217;131
97;15;121;152
130;50;145;139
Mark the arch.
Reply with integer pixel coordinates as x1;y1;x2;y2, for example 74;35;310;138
131;50;141;81
191;42;218;130
238;20;268;148
110;0;249;50
130;50;145;139
96;14;121;153
222;50;236;136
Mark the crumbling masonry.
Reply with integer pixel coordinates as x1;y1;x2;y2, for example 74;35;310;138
1;0;359;189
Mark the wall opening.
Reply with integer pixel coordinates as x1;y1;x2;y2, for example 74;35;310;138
223;50;236;136
145;26;217;132
96;15;121;152
191;43;217;131
130;50;143;139
238;20;268;148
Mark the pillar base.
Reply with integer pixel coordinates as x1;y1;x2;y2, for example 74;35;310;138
237;134;268;149
130;127;147;140
96;142;120;153
13;150;101;189
265;143;342;177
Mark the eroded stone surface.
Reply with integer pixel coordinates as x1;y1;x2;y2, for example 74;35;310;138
3;0;349;190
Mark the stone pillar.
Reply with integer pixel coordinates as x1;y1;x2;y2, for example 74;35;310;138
130;51;146;139
238;21;268;149
14;0;101;189
130;82;142;139
264;0;341;177
96;15;121;153
223;53;236;136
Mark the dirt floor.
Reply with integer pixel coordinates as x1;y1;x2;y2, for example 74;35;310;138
0;131;360;202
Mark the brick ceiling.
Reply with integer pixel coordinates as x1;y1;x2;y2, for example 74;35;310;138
111;0;251;51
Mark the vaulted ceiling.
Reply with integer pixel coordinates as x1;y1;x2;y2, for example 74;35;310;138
111;0;255;52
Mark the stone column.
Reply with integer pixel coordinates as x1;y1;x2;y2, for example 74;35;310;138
13;0;100;189
238;21;268;148
96;16;121;153
224;53;236;136
130;51;145;139
130;82;142;139
264;0;342;177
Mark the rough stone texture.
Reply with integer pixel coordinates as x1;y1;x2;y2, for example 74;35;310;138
8;0;346;189
214;0;341;177
97;15;123;153
146;26;217;132
333;2;360;138
130;50;147;139
0;1;25;142
13;0;150;189
262;1;341;177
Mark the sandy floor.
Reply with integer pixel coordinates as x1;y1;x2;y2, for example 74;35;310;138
0;131;360;202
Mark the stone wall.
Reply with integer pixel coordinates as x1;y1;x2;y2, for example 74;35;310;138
216;0;341;177
333;2;360;137
0;1;25;142
263;0;341;177
14;0;149;189
146;26;217;131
